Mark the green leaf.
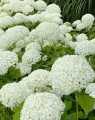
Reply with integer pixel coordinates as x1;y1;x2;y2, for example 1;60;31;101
89;117;95;120
88;34;94;40
88;55;95;71
17;51;24;62
63;111;84;120
13;103;23;120
76;94;95;117
61;111;67;120
61;100;72;120
8;66;21;80
0;103;13;120
64;100;72;110
13;111;20;120
13;103;23;113
63;95;74;101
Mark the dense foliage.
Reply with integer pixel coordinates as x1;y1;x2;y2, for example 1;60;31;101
0;0;95;120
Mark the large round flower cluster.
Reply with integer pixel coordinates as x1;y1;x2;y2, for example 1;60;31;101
29;22;60;47
0;82;30;110
17;42;42;76
20;69;50;93
0;69;50;108
22;49;41;66
73;14;95;30
0;26;29;50
75;40;95;56
20;92;65;120
16;62;32;76
49;55;95;96
63;34;95;57
0;51;18;75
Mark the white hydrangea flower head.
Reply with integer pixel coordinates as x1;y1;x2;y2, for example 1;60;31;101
49;55;95;96
32;22;60;46
60;33;74;47
85;83;95;95
35;0;47;11
75;40;95;56
76;23;85;30
16;35;41;51
46;4;61;13
22;5;34;15
52;17;63;25
0;16;14;29
16;36;34;49
0;29;4;37
0;51;18;75
44;13;62;22
20;92;65;120
16;62;31;76
60;25;73;35
72;20;81;26
0;82;30;109
28;69;50;92
16;38;28;49
82;14;95;28
0;12;9;18
19;76;29;87
2;1;25;13
76;33;88;42
65;33;73;41
25;42;41;52
0;25;29;50
26;69;50;92
22;49;41;66
59;34;65;41
14;13;29;24
29;29;38;41
28;14;43;23
41;11;49;16
68;41;76;49
23;0;35;7
62;33;73;45
2;3;11;11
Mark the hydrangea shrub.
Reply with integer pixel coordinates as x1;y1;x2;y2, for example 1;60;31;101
0;0;95;120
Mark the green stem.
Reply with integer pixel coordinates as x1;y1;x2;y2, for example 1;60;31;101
75;92;78;120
